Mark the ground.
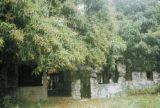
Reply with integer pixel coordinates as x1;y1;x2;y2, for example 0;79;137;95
17;95;160;108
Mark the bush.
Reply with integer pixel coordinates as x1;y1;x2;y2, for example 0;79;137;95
0;96;19;108
128;84;160;95
155;84;160;93
3;96;14;108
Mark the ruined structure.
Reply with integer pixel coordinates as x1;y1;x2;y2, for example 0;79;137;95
12;70;160;100
1;60;160;100
70;63;160;99
89;71;157;99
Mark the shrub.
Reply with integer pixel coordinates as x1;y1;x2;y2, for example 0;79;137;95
2;96;14;108
1;96;19;108
128;84;160;95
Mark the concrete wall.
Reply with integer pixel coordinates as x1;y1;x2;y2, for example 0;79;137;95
17;72;160;100
132;72;147;82
129;72;155;89
127;81;155;90
90;78;127;99
18;86;47;101
90;72;159;99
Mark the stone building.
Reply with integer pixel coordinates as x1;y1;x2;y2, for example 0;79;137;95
1;60;160;100
70;62;160;99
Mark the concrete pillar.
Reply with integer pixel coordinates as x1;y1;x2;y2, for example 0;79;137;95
153;71;160;83
117;62;126;83
90;77;99;98
42;73;48;100
71;79;81;99
90;72;99;99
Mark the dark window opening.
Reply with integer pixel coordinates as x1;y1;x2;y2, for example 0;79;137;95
102;65;110;84
18;61;42;87
48;72;71;97
97;73;103;84
147;72;153;81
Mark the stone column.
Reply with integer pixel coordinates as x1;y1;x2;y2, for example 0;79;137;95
90;72;99;99
153;71;160;84
117;62;126;83
71;79;81;99
42;72;48;100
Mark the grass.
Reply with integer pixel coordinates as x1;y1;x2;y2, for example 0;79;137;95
16;95;160;108
128;84;160;96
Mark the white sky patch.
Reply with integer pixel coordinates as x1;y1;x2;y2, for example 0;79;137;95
77;4;86;15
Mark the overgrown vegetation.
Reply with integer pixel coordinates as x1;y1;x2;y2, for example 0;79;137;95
114;0;160;79
128;84;160;95
0;0;115;75
0;0;159;80
0;0;160;104
0;96;17;108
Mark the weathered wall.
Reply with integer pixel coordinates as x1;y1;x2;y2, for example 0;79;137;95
127;81;155;90
90;72;158;99
90;78;127;99
128;72;155;89
18;86;47;101
17;72;160;100
71;79;81;99
132;72;147;82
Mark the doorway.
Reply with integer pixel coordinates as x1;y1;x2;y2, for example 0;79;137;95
48;72;71;97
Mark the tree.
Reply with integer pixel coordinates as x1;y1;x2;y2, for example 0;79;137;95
0;0;113;75
115;0;160;79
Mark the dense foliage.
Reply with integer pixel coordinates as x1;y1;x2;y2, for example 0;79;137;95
0;0;114;75
0;0;159;80
114;0;160;79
